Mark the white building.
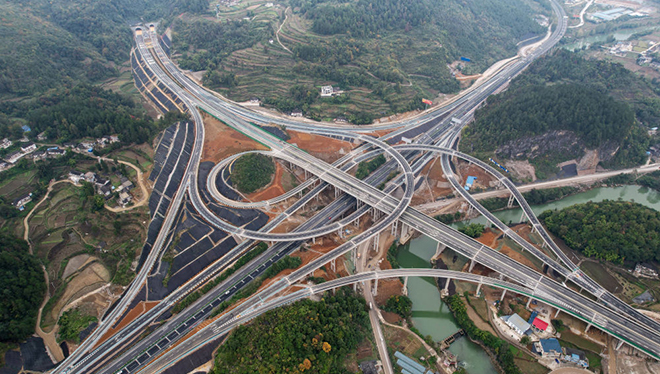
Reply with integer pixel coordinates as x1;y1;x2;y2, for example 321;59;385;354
502;314;531;335
321;85;334;97
0;138;12;149
69;170;85;184
5;151;24;164
21;143;37;153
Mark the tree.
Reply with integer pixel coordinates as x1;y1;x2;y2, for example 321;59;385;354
0;231;46;343
520;336;531;345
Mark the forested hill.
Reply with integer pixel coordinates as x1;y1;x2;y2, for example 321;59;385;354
173;0;546;122
540;200;660;266
461;50;657;175
0;0;208;97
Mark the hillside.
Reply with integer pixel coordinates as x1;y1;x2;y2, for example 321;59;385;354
0;0;209;97
172;0;548;123
461;50;656;179
540;200;660;266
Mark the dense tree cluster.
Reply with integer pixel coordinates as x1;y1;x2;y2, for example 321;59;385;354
515;49;660;127
210;288;369;374
0;0;209;97
463;83;635;151
0;85;158;143
382;295;413;319
540;200;660;265
462;50;654;170
458;223;485;238
231;153;275;193
445;294;521;374
262;84;320;115
0;231;46;343
174;18;270;72
355;154;386;179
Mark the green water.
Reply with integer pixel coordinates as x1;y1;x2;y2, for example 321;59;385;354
455;185;660;228
395;185;660;373
397;235;498;374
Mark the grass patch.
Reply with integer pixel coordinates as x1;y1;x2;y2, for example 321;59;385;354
559;330;603;353
580;261;621;293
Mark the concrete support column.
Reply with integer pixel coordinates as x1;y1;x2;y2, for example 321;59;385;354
500;289;507;302
304;170;309;180
555;308;561;318
507;194;515;208
526;297;532;309
373;278;379;296
469;259;476;272
312;237;316;244
585;323;592;333
331;259;336;272
520;210;525;223
444;278;451;292
616;339;624;350
476;283;482;296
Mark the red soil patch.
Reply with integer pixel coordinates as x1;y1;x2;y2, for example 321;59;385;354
382;310;403;324
476;229;499;248
94;301;159;349
201;112;269;163
287;130;353;163
457;162;496;191
375;278;404;305
246;162;286;201
426;156;453;198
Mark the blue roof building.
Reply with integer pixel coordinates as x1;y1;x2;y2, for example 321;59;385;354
534;338;562;358
464;176;477;191
21;125;31;132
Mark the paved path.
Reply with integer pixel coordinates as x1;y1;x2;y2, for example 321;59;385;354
415;162;660;214
569;0;594;29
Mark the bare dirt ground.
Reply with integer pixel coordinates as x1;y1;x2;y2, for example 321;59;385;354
426;156;453;198
201;112;269;163
287;130;353;163
457;162;496;190
505;159;537;182
43;262;111;333
62;254;92;279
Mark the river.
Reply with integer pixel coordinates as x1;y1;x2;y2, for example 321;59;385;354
395;185;660;373
456;185;660;228
397;235;499;374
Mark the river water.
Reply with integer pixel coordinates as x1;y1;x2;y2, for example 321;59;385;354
455;185;660;228
395;185;660;373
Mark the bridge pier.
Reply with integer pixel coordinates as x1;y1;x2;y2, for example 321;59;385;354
520;210;525;223
331;259;336;272
304;170;309;180
616;339;625;350
526;297;532;309
444;278;451;292
476;283;482;296
555;308;561;318
391;220;398;235
373;278;379;296
507;195;515;208
338;229;344;239
468;259;476;272
334;187;339;199
585;322;592;333
467;205;473;216
372;232;380;252
402;276;409;296
500;290;507;302
312;237;316;245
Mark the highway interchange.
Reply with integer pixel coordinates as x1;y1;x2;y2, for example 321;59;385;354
50;2;660;373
